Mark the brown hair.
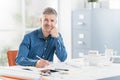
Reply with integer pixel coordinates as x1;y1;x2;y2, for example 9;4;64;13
43;7;57;16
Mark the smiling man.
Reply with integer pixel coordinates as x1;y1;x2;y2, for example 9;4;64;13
16;7;67;68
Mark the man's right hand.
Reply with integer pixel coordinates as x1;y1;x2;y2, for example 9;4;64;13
35;59;50;68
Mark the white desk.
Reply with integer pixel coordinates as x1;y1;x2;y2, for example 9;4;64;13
1;58;120;80
44;59;120;80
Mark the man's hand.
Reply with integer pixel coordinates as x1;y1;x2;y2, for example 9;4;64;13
35;59;50;68
50;27;59;38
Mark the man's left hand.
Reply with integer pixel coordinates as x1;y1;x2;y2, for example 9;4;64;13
50;27;59;38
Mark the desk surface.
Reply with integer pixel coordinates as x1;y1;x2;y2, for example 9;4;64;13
1;58;120;80
0;76;27;80
0;76;47;80
42;58;120;80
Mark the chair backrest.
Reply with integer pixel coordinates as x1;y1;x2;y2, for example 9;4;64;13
7;50;18;66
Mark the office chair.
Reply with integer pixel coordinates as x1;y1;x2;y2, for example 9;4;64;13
7;50;18;66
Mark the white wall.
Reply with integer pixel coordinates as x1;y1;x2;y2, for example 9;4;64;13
58;0;86;61
59;0;72;61
71;0;85;10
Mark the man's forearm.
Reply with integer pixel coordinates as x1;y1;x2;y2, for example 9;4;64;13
16;56;37;66
55;38;67;61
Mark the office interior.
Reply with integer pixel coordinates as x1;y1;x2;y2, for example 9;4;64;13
0;0;120;66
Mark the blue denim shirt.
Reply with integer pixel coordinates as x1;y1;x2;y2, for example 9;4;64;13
16;28;67;66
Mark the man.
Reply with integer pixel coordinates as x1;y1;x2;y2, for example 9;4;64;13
16;7;67;68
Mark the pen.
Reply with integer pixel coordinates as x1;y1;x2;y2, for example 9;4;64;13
22;68;32;71
36;55;42;60
55;68;69;71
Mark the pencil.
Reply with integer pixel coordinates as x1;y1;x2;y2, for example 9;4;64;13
36;55;42;59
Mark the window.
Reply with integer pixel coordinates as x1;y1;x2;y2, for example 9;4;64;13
0;0;58;66
0;0;22;66
24;0;58;33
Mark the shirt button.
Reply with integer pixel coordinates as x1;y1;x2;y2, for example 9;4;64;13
44;48;46;50
42;56;44;58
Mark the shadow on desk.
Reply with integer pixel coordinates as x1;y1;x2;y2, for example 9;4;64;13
97;75;120;80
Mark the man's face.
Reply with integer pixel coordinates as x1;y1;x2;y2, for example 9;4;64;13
41;14;57;33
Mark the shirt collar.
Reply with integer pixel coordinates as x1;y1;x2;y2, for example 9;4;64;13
37;27;52;39
38;27;44;39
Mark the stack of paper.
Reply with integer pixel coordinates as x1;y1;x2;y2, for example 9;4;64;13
0;66;41;80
